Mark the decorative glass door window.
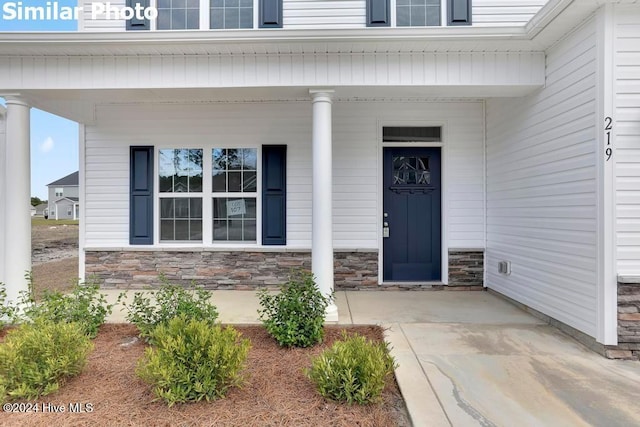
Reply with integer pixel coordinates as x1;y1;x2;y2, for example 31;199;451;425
212;148;258;241
393;156;431;185
158;148;203;241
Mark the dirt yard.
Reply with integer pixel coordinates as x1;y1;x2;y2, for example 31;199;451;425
31;219;79;297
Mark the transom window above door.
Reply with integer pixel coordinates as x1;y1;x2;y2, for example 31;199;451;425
383;126;442;143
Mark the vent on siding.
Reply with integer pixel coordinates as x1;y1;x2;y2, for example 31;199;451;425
383;127;441;142
498;261;511;276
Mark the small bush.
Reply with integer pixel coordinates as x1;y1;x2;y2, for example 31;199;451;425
0;283;18;327
119;277;219;342
136;316;251;406
0;320;93;404
20;279;114;338
257;270;330;348
306;331;397;405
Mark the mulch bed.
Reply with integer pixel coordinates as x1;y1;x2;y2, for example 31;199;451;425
1;324;410;427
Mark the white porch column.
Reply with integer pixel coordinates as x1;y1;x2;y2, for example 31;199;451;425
310;89;338;322
0;106;5;287
4;96;31;303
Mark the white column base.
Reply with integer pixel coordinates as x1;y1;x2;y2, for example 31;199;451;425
325;303;339;323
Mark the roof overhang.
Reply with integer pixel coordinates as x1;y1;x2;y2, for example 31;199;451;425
0;0;615;55
0;0;618;123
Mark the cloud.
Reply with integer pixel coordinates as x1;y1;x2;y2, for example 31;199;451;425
40;137;54;153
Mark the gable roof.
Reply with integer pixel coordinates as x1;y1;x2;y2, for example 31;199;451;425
48;171;79;187
54;197;79;204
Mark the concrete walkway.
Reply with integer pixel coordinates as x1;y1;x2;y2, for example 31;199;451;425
103;290;640;427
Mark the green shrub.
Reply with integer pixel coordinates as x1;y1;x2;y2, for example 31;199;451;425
257;270;330;348
136;316;251;406
119;277;219;342
306;331;397;405
20;279;114;338
0;320;93;404
0;283;18;327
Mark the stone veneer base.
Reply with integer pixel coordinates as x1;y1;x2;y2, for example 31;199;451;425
85;248;485;291
614;276;640;360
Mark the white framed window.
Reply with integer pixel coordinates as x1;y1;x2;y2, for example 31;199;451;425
158;148;204;241
156;146;260;244
55;188;63;197
157;0;200;30
149;0;260;30
396;0;441;27
212;148;258;242
210;0;254;29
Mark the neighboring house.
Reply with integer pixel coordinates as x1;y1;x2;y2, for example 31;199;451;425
34;203;48;217
46;172;79;220
1;0;639;360
29;206;36;217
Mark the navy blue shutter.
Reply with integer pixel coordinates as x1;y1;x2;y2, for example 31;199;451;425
448;0;471;26
367;0;390;27
260;0;283;28
130;146;154;245
262;145;286;245
126;0;150;30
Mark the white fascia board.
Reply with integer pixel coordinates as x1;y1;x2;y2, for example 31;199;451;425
0;27;532;56
0;26;528;44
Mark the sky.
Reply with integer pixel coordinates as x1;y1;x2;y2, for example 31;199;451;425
1;0;79;200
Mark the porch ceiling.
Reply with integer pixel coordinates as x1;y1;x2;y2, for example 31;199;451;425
21;85;539;124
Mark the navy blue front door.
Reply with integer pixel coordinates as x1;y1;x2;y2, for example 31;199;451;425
383;147;441;281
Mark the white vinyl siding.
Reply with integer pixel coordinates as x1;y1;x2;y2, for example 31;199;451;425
84;100;484;250
78;0;550;31
615;5;640;275
485;17;599;337
283;0;366;28
472;0;547;27
79;0;127;32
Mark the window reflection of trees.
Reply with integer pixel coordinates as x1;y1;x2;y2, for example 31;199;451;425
159;149;203;193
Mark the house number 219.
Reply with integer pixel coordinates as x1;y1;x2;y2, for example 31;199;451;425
604;116;613;161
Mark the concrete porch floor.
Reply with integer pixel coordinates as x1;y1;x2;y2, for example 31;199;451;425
103;290;640;426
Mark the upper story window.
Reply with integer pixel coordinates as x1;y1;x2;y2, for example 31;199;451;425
55;188;63;197
397;0;441;27
367;0;471;27
126;0;282;30
157;0;200;30
210;0;254;29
